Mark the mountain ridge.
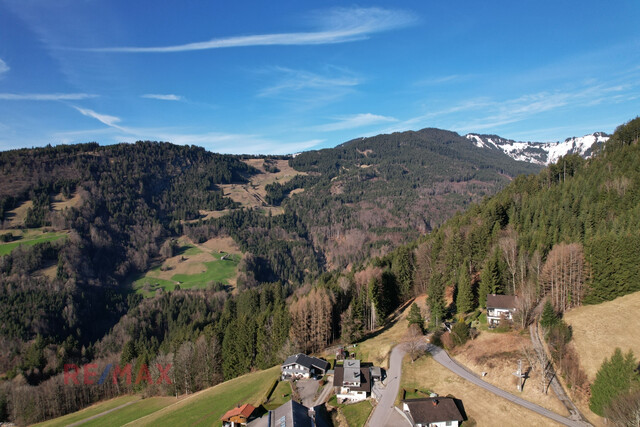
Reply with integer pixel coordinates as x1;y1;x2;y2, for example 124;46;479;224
465;131;610;165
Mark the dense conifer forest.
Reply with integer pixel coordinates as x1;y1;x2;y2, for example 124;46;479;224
0;118;639;424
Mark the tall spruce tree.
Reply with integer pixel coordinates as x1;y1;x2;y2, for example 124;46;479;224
456;259;474;314
428;272;446;327
407;303;425;333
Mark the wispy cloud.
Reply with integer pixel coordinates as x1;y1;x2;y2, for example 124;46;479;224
68;105;322;154
141;94;183;101
414;74;473;86
313;113;397;132
0;59;8;77
73;106;125;130
258;67;360;98
0;93;97;101
81;7;415;53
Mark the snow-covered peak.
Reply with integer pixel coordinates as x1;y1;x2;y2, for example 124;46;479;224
464;132;609;165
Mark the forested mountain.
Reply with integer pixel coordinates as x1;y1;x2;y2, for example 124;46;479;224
273;128;541;268
2;118;639;424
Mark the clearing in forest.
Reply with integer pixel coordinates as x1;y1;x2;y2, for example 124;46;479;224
218;158;305;214
132;236;242;297
0;228;67;256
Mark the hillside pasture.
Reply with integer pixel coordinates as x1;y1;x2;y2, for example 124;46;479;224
564;291;640;381
131;237;241;296
0;229;67;256
218;158;305;213
51;191;82;211
3;199;33;227
128;366;280;426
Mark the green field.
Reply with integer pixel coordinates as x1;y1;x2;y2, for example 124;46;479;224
0;230;67;256
132;249;240;297
79;396;176;427
264;380;293;410
328;396;373;427
128;365;280;426
32;395;140;427
38;366;280;427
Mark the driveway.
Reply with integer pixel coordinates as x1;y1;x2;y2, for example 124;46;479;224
426;344;590;427
295;379;320;408
367;344;409;427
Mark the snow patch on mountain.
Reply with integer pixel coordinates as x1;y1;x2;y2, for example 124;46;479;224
464;132;609;165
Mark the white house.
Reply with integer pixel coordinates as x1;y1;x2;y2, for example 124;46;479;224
402;397;464;427
281;353;329;380
333;360;371;403
486;294;517;326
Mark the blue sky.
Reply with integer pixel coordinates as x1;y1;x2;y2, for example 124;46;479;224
0;0;639;154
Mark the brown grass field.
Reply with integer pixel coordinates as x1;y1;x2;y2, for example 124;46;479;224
453;331;568;415
219;159;305;212
51;191;82;211
563;291;640;381
401;355;565;426
4;199;32;227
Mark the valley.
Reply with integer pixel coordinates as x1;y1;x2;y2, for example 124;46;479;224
0;118;639;426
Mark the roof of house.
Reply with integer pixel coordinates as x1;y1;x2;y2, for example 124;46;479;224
220;403;256;421
247;400;329;427
333;366;372;392
486;294;517;310
370;366;382;378
282;353;330;372
403;397;464;424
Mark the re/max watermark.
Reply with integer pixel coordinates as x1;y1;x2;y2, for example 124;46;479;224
64;363;172;385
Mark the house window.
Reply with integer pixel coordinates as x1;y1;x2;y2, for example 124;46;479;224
446;421;452;426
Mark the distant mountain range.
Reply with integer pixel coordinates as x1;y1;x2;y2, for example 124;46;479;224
465;132;610;165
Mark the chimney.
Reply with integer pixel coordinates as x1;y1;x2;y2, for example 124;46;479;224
432;399;438;406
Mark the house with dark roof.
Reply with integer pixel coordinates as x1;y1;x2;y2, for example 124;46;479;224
333;359;372;403
247;400;329;427
281;354;330;380
486;294;518;326
221;403;256;427
402;397;464;427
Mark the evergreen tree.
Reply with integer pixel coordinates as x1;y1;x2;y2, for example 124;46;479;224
407;303;425;333
479;249;504;308
539;301;558;329
590;348;639;416
451;320;470;347
456;260;474;314
393;246;415;301
428;272;446;327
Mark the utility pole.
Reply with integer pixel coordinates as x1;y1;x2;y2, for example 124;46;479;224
513;359;525;392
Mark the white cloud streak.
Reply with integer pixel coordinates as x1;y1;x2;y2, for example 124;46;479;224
73;106;125;130
81;7;415;53
0;59;9;77
68;105;321;154
258;67;359;98
313;113;397;132
141;94;183;101
0;93;97;101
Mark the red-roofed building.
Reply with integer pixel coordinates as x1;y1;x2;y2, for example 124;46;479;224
221;403;256;427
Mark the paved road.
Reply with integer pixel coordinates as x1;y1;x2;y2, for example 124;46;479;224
367;344;408;427
427;344;589;427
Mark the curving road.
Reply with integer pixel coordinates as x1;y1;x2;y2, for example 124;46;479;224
426;343;590;427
